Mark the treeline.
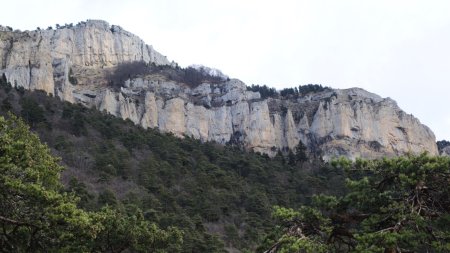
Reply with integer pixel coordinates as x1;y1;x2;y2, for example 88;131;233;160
280;84;329;97
107;61;228;89
247;84;278;99
247;83;330;99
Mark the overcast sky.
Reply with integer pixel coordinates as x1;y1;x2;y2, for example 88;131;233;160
2;0;450;140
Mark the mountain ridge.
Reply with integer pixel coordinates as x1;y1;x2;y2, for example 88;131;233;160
0;19;438;159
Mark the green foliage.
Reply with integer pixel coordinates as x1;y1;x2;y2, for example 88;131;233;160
297;84;328;95
54;135;73;151
267;205;332;253
20;97;46;127
67;177;94;209
1;98;12;111
98;189;119;206
0;114;88;251
247;84;278;99
93;142;131;177
265;154;450;252
287;142;308;166
91;206;183;253
295;141;308;163
280;84;329;98
0;114;183;252
62;103;87;136
280;87;298;98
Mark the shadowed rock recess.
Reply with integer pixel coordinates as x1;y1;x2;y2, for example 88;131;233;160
0;20;438;160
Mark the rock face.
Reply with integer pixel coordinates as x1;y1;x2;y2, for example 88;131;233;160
0;20;170;98
0;20;439;160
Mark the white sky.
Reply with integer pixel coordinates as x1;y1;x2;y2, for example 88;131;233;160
2;0;450;140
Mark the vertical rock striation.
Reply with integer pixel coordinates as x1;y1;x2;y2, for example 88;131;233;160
0;20;170;97
0;20;438;160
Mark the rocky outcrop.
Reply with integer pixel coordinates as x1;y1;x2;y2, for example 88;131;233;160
0;20;439;160
0;20;170;97
87;79;438;160
441;146;450;156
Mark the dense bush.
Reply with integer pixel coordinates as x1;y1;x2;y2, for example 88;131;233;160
298;84;329;94
262;154;450;252
247;84;330;100
20;97;47;127
247;84;278;99
280;84;329;98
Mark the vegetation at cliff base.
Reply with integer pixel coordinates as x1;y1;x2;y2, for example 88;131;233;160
1;82;448;252
0;114;182;252
0;81;344;252
262;154;450;252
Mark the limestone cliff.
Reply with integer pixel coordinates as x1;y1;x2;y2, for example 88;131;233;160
0;20;438;159
0;20;170;99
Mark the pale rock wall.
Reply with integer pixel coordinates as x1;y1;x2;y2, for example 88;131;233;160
185;103;210;141
308;89;437;160
141;92;158;129
0;21;439;160
159;98;186;136
0;20;170;96
83;78;437;160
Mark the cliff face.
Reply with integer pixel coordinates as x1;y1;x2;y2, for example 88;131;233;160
90;79;437;160
0;20;438;159
0;20;170;99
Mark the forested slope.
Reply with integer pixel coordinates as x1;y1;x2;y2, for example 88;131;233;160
0;80;345;252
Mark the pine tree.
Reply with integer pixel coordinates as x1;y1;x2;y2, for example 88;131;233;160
265;154;450;252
